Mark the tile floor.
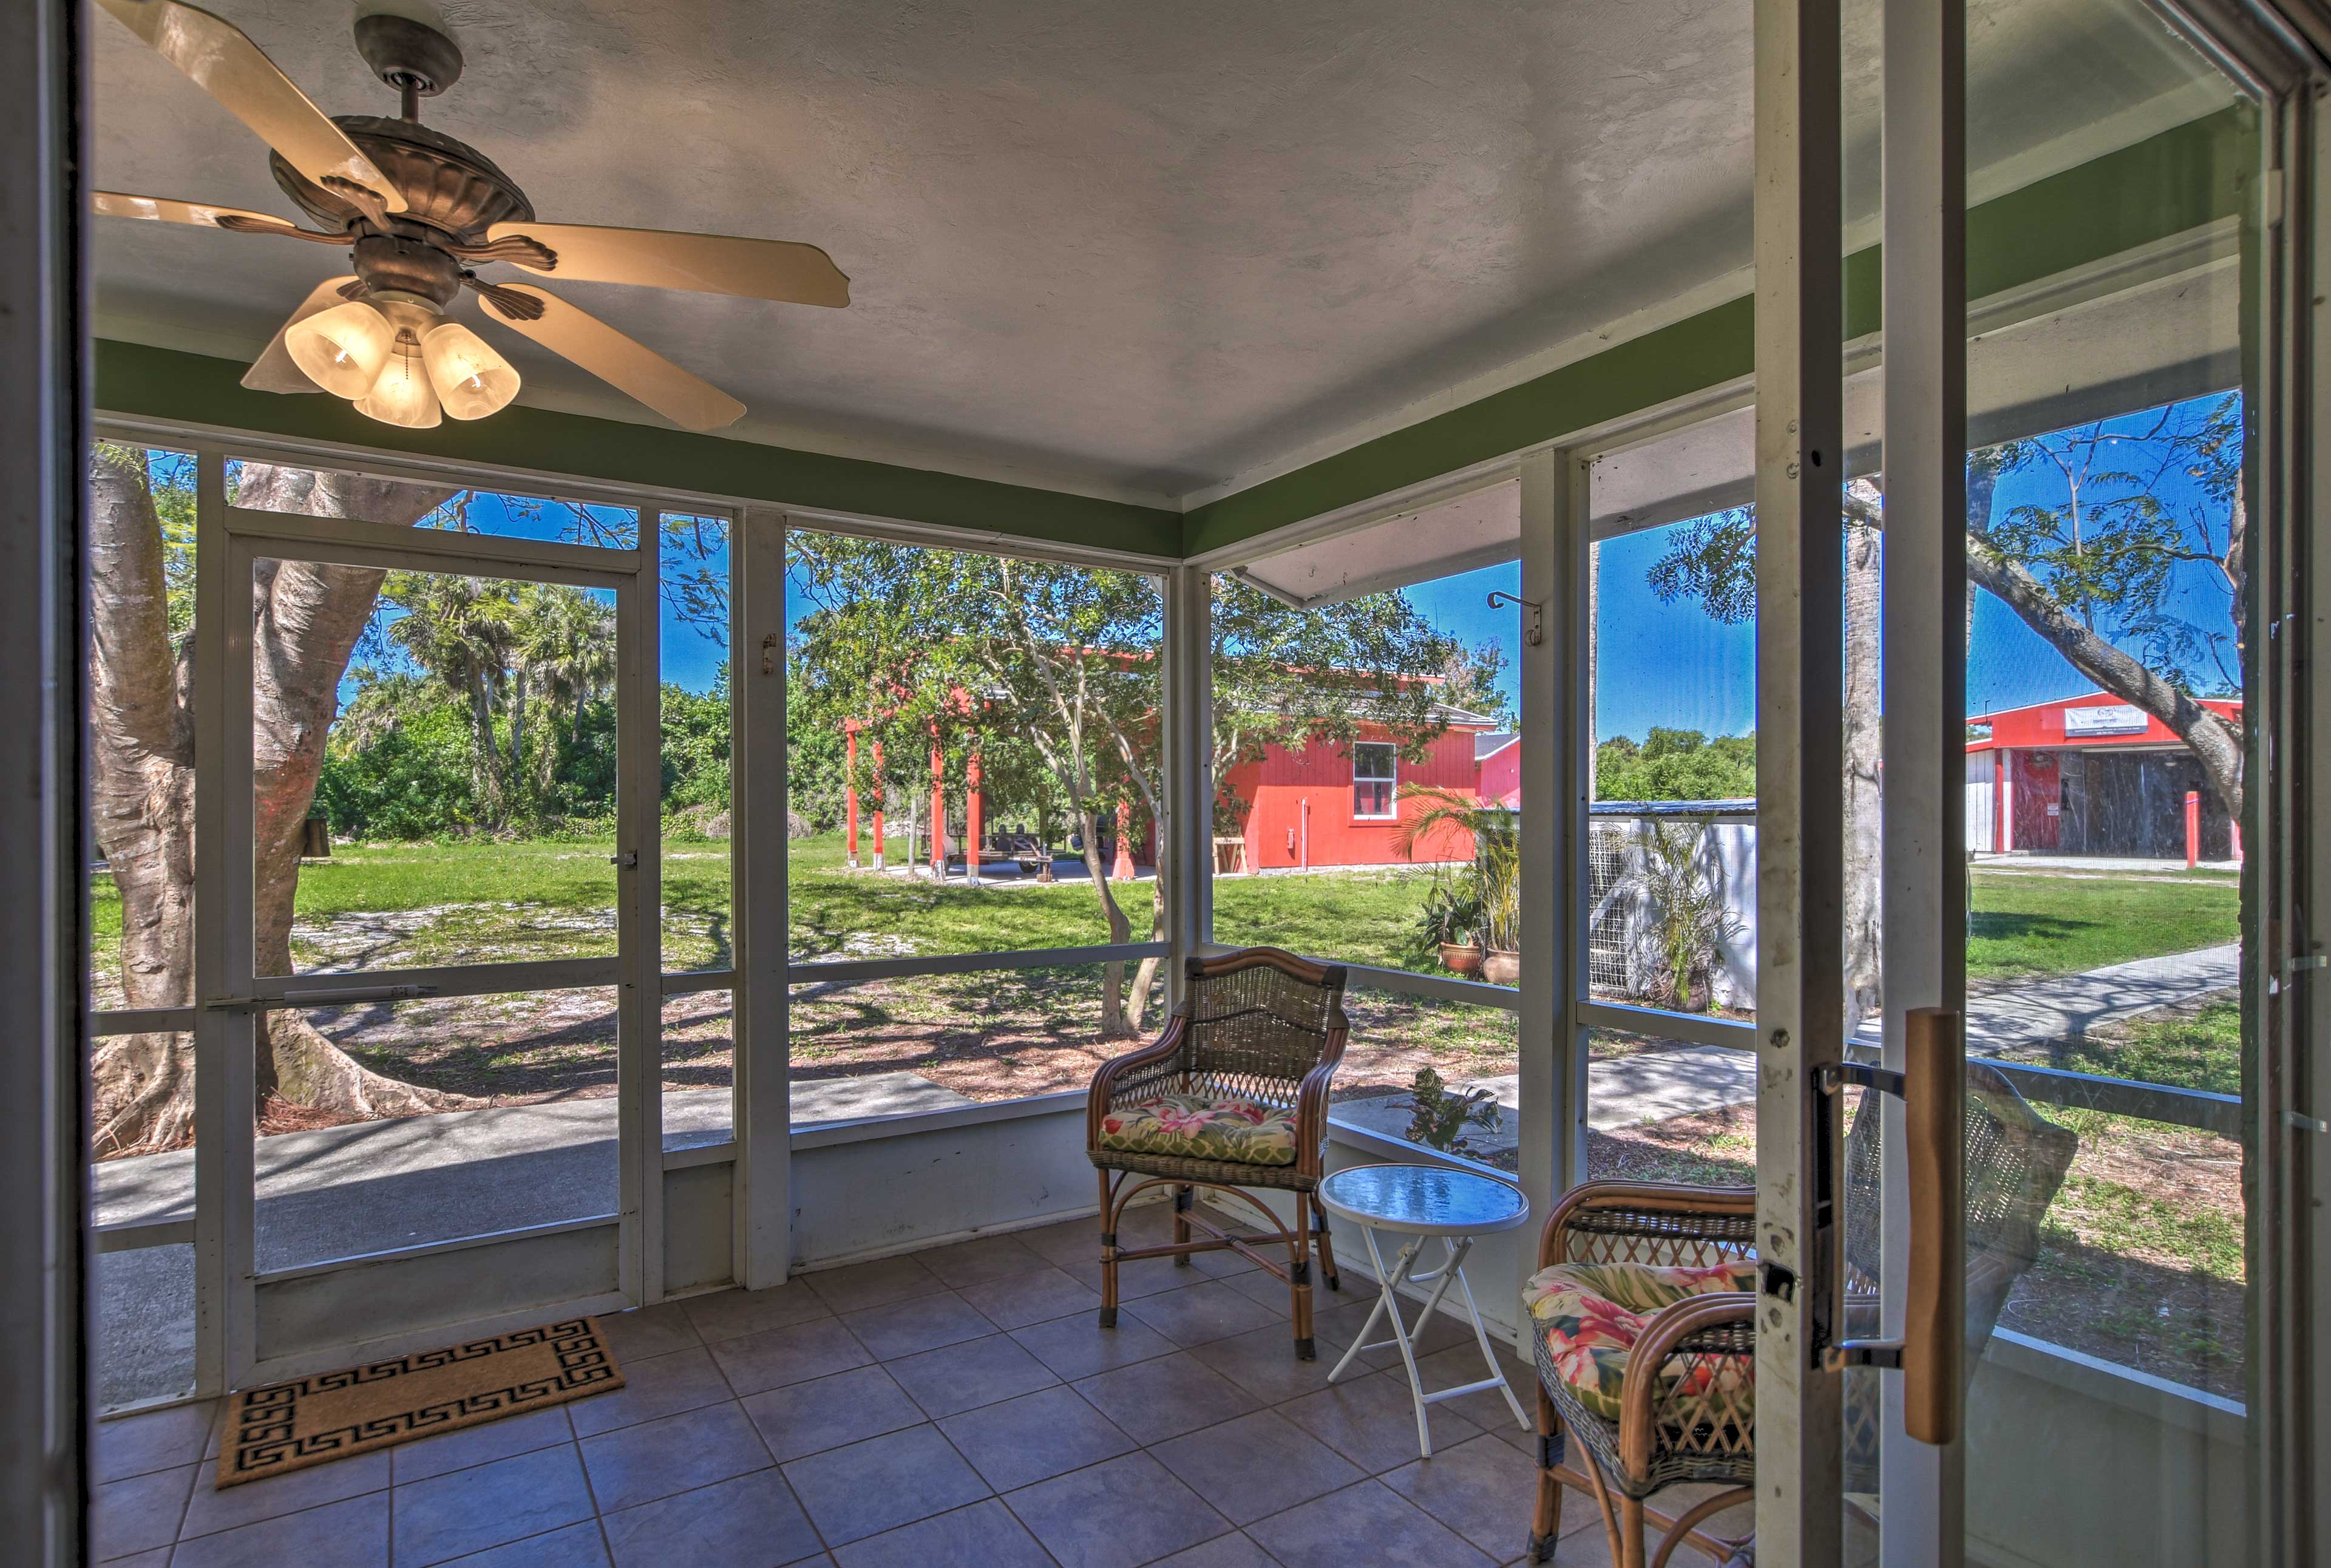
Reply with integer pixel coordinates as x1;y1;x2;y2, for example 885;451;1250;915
92;1207;1655;1567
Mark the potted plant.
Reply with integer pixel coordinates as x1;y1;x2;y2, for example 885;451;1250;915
1396;786;1522;986
1417;881;1485;977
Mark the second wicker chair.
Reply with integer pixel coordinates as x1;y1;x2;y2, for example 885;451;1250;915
1085;947;1349;1359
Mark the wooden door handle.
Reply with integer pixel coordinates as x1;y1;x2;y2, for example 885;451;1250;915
1902;1006;1964;1445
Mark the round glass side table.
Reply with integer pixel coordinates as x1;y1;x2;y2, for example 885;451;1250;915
1316;1162;1532;1460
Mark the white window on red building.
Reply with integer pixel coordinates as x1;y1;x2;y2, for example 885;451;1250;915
1352;741;1397;818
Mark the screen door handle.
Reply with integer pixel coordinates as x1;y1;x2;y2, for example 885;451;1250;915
1902;1006;1964;1445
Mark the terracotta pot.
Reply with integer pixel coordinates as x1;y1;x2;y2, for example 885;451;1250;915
1482;948;1522;987
1439;941;1485;979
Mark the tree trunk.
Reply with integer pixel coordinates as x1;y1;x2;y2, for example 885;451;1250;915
1841;521;1884;1033
87;452;471;1153
1079;807;1135;1036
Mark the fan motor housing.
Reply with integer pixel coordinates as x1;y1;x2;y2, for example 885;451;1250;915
270;115;535;244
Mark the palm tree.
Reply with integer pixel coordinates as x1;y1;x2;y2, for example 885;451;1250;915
1393;784;1520;952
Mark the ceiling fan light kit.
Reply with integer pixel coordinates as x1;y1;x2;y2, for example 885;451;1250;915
94;2;851;434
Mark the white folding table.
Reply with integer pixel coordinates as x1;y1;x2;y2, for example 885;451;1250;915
1317;1162;1532;1459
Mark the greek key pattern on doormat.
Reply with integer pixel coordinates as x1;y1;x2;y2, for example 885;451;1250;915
219;1318;622;1486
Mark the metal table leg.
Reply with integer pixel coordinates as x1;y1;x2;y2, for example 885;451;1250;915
1326;1224;1529;1459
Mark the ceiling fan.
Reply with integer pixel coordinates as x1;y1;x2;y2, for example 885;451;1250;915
91;1;850;432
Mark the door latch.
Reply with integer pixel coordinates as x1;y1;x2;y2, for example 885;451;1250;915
609;849;639;869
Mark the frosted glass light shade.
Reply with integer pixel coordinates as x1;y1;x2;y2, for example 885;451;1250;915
355;344;442;428
284;300;395;398
421;322;521;419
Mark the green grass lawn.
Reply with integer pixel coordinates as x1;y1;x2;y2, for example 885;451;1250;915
90;836;2240;1001
1967;869;2238;983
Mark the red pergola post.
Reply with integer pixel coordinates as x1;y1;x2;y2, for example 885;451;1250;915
930;739;946;877
844;723;860;867
966;753;984;888
1113;799;1137;881
870;739;886;871
2185;790;2201;869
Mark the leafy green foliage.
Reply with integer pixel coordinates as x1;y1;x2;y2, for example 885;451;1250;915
1400;1067;1502;1158
1594;728;1755;801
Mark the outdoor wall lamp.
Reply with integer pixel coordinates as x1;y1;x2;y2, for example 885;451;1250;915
287;292;520;429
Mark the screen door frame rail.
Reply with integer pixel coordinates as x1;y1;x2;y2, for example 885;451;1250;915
201;470;654;1391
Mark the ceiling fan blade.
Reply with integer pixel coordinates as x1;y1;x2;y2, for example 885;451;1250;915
94;189;282;228
483;222;850;307
482;283;746;432
95;0;405;212
241;276;359;394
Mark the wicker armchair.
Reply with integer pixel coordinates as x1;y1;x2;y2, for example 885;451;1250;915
1086;947;1349;1359
1525;1183;1757;1568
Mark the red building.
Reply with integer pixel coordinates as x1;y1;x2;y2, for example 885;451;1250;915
843;692;1513;878
1220;709;1508;872
1966;692;2241;861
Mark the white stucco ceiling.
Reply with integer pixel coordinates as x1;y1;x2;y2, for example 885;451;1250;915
91;0;2236;507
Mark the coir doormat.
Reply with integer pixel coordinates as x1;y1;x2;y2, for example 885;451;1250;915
215;1317;623;1487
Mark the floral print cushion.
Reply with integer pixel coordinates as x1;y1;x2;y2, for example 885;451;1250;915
1524;1258;1756;1423
1097;1092;1299;1166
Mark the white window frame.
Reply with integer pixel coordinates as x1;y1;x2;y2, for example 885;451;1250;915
1350;739;1399;820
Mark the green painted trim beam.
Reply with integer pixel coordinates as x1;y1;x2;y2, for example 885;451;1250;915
95;338;1184;558
1182;105;2255;558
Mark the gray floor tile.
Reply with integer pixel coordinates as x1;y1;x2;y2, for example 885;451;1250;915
92;1399;216;1484
936;1385;1138;1493
179;1447;388;1539
169;1492;389;1568
956;1265;1105;1330
682;1281;834;1345
391;1445;596;1568
842;1290;997;1362
1009;1312;1177;1382
915;1234;1050;1289
1382;1433;1544;1558
741;1365;925;1463
567;1345;735;1437
95;1550;172;1568
710;1315;873;1396
594;1302;702;1362
1074;1351;1263;1445
1187;1322;1349;1405
578;1400;773;1513
781;1424;991;1546
1246;1479;1496;1568
802;1254;945;1315
1151;1535;1284;1568
600;1468;826;1568
1016;1217;1103;1269
1221;1268;1301;1314
443;1520;612;1567
829;1496;1054;1568
886;1332;1059;1419
1003;1450;1232;1568
392;1405;575;1484
1280;1371;1482;1473
1062;1251;1227;1302
90;1461;195;1561
1122;1280;1282;1348
1151;1410;1365;1525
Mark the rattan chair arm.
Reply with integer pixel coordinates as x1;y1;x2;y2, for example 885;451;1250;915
1290;1023;1349;1178
1617;1291;1757;1478
1087;1014;1190;1147
1538;1179;1757;1269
